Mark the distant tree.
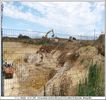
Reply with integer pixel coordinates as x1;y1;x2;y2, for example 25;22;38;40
18;34;30;39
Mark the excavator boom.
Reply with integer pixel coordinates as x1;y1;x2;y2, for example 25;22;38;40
45;29;54;38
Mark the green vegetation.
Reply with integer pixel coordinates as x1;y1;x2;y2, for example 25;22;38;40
77;63;104;96
36;41;50;45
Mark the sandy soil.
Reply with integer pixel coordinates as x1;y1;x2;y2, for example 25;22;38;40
4;73;20;96
3;39;104;96
3;42;41;96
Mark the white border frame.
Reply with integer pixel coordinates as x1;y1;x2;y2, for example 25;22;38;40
0;0;105;99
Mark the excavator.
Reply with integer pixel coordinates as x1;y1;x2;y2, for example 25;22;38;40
42;29;55;38
3;61;14;79
41;29;55;43
42;29;60;44
45;29;55;38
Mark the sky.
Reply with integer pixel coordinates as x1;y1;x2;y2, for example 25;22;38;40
2;1;105;38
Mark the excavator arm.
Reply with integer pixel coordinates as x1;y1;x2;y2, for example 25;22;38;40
45;29;55;38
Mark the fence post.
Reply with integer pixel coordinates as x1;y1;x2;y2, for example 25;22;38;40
44;85;46;96
94;29;95;40
1;2;4;96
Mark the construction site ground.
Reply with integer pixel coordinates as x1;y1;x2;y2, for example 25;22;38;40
3;36;105;96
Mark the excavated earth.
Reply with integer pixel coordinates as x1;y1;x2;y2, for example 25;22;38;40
3;35;105;96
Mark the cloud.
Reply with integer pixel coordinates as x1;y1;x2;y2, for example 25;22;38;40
3;2;36;22
3;2;105;37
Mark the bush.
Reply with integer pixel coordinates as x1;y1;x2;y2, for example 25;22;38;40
37;41;49;45
18;34;30;39
77;63;104;96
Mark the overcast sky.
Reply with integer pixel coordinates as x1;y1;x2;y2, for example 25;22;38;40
3;1;105;38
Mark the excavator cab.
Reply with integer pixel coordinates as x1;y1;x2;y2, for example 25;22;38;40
52;34;55;38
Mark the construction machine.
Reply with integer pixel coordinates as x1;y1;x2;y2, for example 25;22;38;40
68;36;76;42
3;62;14;79
41;29;55;43
45;29;54;38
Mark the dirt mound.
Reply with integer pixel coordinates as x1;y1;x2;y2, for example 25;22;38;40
44;45;104;96
97;34;105;42
12;47;60;96
94;34;105;56
14;59;57;96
